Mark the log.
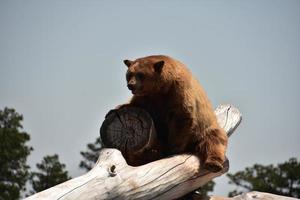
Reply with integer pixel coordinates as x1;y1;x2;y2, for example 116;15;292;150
100;107;162;166
210;191;299;200
25;104;242;200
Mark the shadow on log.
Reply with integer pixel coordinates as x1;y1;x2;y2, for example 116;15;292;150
25;104;242;200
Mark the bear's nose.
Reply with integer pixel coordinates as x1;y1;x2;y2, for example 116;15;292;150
127;83;135;91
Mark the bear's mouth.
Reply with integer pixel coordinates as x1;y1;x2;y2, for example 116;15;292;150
131;90;146;96
132;90;140;95
130;86;145;95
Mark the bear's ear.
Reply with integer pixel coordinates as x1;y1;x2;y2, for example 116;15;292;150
123;59;133;68
153;60;164;73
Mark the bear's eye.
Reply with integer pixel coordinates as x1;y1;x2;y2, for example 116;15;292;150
135;72;145;80
126;72;133;81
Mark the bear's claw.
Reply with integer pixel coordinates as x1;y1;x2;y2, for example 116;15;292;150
204;160;223;173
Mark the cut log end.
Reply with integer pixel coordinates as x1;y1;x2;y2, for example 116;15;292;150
100;107;161;165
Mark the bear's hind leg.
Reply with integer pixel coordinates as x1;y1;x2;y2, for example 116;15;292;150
197;127;228;173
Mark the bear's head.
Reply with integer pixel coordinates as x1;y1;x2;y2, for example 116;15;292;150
123;56;166;96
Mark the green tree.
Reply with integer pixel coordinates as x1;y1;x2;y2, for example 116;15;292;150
0;107;33;200
195;181;215;199
227;158;300;198
79;137;102;171
29;154;71;194
181;181;215;200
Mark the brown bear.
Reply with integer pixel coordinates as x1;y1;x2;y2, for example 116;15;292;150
120;55;228;172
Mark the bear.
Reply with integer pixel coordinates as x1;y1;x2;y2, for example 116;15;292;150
120;55;228;172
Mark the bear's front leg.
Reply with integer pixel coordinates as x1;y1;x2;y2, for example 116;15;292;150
166;115;194;155
196;127;228;173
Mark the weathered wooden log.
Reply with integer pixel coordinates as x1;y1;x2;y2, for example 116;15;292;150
25;104;242;200
210;191;299;200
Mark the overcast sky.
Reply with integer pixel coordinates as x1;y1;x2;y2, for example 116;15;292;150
1;0;300;196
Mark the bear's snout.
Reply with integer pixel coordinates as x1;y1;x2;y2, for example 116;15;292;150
127;83;136;91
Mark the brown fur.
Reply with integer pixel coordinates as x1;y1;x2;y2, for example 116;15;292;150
122;55;228;172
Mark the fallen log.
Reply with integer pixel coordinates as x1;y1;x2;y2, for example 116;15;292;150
25;104;242;200
210;191;299;200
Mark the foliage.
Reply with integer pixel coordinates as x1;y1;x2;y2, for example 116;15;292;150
29;154;71;194
0;107;33;200
227;157;300;198
169;180;215;200
196;180;215;198
79;136;102;171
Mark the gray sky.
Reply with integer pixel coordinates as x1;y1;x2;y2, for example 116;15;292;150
1;0;300;196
